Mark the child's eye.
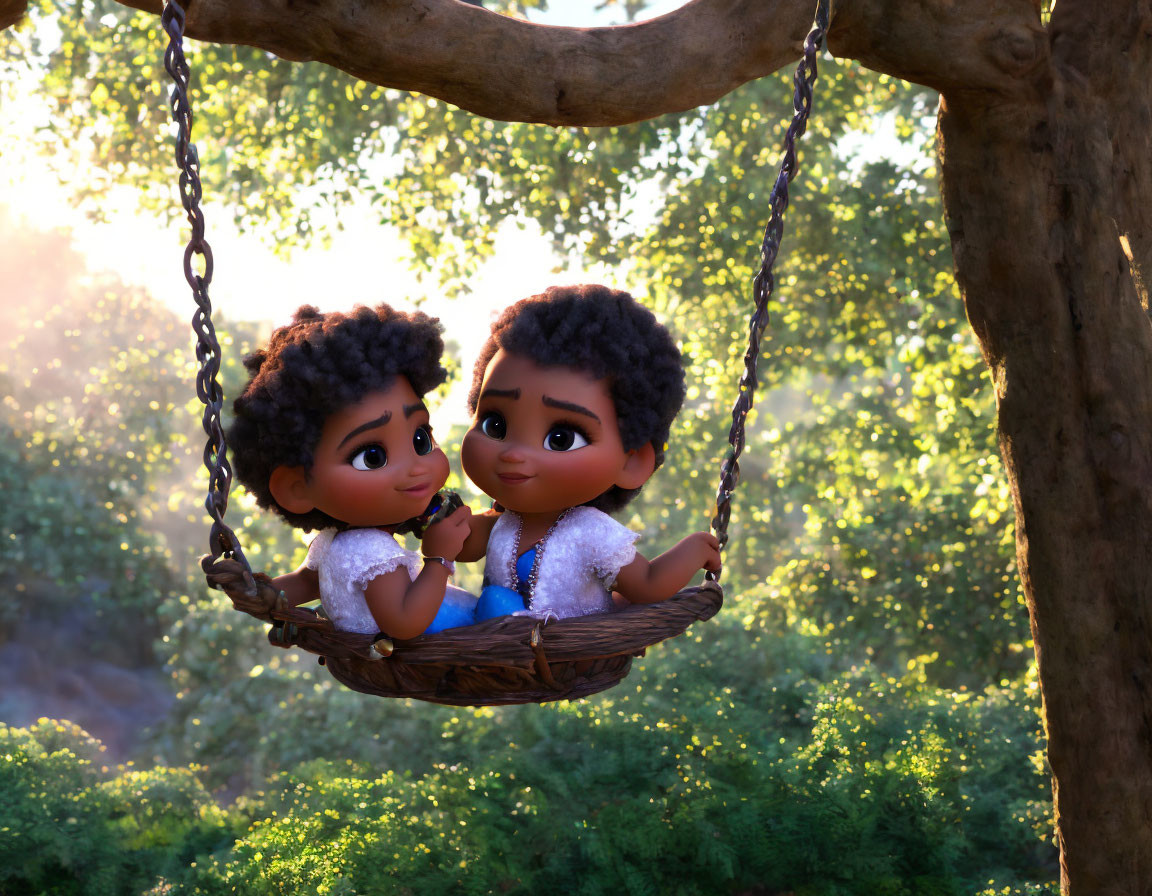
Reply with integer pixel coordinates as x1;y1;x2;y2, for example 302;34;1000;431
543;426;589;452
479;411;507;440
350;445;388;470
413;425;435;456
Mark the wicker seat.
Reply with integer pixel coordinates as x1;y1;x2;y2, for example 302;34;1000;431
205;555;721;705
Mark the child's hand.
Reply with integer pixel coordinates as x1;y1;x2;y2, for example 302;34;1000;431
687;531;723;574
421;505;472;561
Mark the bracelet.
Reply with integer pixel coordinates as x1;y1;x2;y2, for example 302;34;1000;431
422;556;453;572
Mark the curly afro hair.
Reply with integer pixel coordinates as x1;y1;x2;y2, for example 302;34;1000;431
467;284;686;514
229;303;448;532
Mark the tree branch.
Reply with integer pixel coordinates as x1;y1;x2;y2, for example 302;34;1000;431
105;0;1048;126
826;0;1048;94
116;0;819;126
0;0;28;31
0;0;1055;124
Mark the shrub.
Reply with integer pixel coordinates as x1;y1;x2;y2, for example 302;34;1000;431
0;719;235;896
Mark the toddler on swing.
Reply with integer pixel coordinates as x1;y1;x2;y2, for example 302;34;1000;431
226;303;476;639
455;284;721;621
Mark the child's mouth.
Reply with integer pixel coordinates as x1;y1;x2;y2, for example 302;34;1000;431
498;473;532;484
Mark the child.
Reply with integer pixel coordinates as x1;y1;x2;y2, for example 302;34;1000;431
457;284;721;621
227;304;475;640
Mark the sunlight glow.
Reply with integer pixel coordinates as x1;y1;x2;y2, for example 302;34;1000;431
2;79;618;426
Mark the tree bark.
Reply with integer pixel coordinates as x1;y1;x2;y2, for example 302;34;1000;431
0;0;27;31
112;0;819;126
834;3;1152;892
931;4;1152;893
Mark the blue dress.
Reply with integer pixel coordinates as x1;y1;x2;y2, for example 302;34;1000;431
474;547;537;621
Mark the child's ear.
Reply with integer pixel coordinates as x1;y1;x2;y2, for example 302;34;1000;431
269;465;315;515
616;442;657;490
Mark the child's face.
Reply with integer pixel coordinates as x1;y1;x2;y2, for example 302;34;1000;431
461;350;640;516
278;377;449;528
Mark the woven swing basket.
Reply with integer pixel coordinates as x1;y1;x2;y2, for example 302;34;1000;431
205;556;722;705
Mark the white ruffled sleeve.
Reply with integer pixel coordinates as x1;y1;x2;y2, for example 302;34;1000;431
307;529;424;634
329;529;422;590
579;508;640;587
303;529;335;571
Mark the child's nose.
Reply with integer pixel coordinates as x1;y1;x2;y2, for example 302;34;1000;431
497;443;526;463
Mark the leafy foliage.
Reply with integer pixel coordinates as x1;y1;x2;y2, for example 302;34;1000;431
0;719;236;896
3;621;1057;894
0;217;192;656
21;651;1049;896
5;0;682;285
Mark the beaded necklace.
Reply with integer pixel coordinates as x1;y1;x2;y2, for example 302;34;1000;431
508;508;572;608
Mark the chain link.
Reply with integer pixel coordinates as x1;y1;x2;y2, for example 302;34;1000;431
161;0;826;585
163;0;249;570
709;0;830;584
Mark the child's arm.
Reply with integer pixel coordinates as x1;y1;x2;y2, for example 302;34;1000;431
612;532;722;605
362;564;453;639
363;506;472;639
455;507;502;563
270;565;321;607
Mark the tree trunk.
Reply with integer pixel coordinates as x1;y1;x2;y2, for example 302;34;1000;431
831;2;1152;888
932;6;1152;893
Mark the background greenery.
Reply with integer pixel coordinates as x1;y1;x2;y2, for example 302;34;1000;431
1;0;1057;892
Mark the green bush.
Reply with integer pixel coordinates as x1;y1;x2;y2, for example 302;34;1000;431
170;660;1055;896
0;719;235;896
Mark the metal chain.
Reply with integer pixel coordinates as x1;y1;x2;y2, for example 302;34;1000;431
709;0;830;583
161;0;826;584
162;0;249;570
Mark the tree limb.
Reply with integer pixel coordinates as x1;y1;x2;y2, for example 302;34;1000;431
826;0;1048;94
0;0;28;31
0;0;1052;124
105;0;1049;127
116;0;819;126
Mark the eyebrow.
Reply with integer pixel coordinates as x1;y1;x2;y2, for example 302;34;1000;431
403;402;427;419
338;412;391;449
479;387;521;402
543;395;601;423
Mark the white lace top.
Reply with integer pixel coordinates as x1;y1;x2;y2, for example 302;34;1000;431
305;528;456;634
484;506;639;620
